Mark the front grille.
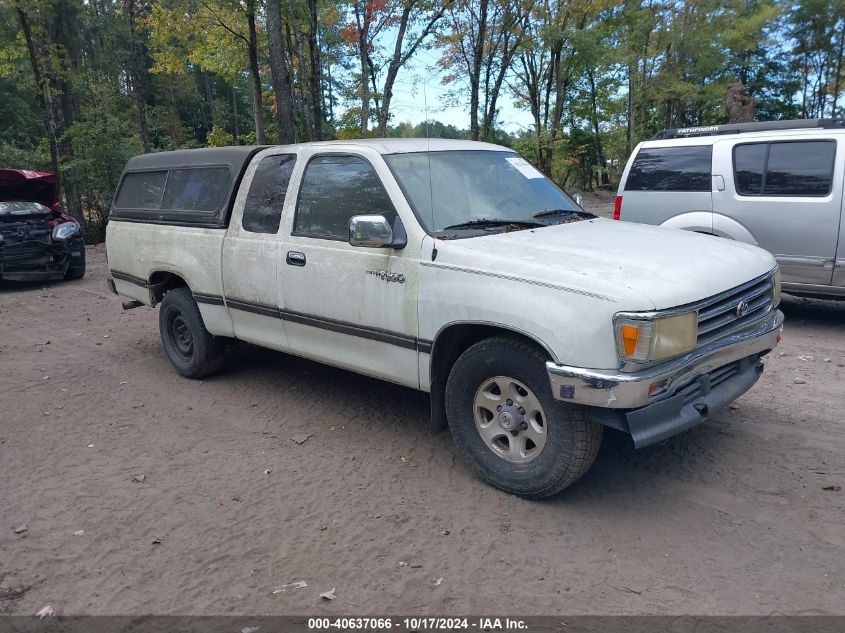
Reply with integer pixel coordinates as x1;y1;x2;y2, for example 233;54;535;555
696;273;775;346
0;219;56;267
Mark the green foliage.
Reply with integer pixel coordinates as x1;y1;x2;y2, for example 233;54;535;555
206;124;235;146
62;79;143;242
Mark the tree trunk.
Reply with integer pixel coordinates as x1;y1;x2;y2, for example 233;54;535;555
377;3;412;137
17;6;59;176
53;0;84;224
626;63;634;157
832;29;844;117
587;69;606;184
307;0;322;140
246;0;266;144
266;0;296;143
469;0;489;141
126;0;152;152
355;2;370;137
232;84;240;143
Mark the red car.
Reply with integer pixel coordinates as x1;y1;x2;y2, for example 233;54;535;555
0;169;85;281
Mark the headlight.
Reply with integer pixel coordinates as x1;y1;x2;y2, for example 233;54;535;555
52;222;80;241
772;268;781;307
615;311;698;362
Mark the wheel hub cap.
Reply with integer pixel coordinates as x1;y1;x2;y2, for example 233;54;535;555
473;376;547;464
497;406;522;431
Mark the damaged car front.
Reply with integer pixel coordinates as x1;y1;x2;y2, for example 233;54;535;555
0;169;85;282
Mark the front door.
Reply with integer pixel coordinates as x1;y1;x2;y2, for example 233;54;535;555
712;137;843;287
279;150;420;388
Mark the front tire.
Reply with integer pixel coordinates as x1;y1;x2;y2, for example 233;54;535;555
64;240;86;280
445;336;602;498
159;287;225;378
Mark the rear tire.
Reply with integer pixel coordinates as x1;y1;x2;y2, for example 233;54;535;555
445;335;602;498
159;287;225;378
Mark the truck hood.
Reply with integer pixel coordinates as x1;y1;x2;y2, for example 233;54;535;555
433;218;777;310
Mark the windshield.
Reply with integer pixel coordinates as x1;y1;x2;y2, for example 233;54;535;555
384;150;585;236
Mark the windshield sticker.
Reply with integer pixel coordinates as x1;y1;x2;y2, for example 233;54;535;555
505;156;544;179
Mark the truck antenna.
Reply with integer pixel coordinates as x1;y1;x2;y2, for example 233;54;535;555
424;80;437;261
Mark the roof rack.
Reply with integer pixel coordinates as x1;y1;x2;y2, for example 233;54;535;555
653;119;845;140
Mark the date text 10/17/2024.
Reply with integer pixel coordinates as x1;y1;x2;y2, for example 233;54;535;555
307;617;528;631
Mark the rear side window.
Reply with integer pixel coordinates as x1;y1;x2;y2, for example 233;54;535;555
625;146;712;192
114;170;167;209
242;155;296;233
160;167;230;212
294;155;396;240
734;140;836;197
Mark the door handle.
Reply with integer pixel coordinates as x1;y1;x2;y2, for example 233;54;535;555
712;175;725;192
286;251;306;266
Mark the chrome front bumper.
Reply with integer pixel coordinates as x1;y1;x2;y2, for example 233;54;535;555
546;309;784;411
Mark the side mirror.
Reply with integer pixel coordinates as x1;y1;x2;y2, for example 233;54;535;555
572;194;583;207
349;215;401;248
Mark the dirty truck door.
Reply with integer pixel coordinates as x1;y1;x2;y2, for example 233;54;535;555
222;153;297;348
279;150;420;388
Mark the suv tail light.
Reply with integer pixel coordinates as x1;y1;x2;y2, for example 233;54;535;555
613;195;622;220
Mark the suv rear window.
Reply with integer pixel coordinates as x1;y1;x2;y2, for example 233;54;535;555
733;140;836;197
625;146;712;192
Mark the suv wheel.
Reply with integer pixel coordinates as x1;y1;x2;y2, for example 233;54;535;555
159;287;225;378
445;336;602;498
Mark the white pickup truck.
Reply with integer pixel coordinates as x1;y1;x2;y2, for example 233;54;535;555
106;139;784;498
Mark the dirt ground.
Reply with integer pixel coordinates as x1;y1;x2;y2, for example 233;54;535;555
2;236;844;617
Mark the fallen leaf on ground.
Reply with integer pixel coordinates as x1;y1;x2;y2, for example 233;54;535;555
132;474;145;483
73;530;84;536
319;588;336;600
13;524;28;534
272;580;308;594
822;485;841;491
35;605;54;619
152;537;162;545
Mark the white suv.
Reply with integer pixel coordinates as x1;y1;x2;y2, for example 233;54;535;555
615;119;845;299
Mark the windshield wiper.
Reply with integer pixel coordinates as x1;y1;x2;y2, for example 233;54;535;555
532;208;580;219
441;218;544;231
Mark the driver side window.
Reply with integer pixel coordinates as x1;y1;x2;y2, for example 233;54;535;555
293;155;396;240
